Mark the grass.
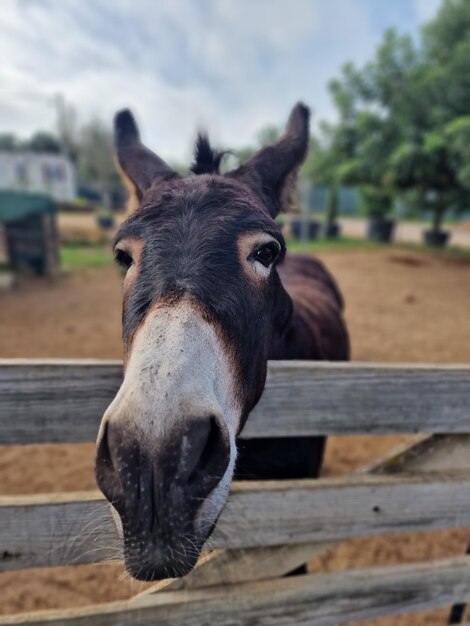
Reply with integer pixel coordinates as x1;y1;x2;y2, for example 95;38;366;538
286;236;380;254
288;236;470;262
58;235;470;274
393;240;470;262
60;242;113;271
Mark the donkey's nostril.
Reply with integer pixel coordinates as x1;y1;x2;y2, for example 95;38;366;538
95;421;124;503
183;416;230;486
197;416;223;473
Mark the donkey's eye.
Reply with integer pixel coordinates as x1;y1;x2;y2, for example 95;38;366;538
252;242;280;268
114;248;133;270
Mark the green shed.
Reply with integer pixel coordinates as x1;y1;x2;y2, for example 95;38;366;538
0;191;59;277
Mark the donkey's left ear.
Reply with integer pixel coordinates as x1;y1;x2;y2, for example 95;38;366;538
114;109;179;211
229;102;310;217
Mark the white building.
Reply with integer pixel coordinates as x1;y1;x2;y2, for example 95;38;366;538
0;151;76;202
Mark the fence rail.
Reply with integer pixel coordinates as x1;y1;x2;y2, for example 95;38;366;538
1;359;470;443
2;556;470;626
1;359;470;625
1;472;470;571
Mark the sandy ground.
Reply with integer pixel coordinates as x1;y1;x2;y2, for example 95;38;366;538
1;247;470;625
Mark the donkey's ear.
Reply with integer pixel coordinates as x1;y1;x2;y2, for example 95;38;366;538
229;102;310;217
114;109;178;210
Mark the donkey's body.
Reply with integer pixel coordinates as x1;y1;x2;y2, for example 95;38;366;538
96;102;349;580
236;253;349;480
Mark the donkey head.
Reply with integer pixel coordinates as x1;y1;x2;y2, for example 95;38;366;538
95;103;310;580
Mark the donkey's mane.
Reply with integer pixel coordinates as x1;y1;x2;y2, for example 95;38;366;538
190;133;227;175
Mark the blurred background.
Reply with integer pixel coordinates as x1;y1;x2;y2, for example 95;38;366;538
1;1;469;624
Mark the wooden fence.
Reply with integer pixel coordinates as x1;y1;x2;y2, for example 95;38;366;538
1;359;470;625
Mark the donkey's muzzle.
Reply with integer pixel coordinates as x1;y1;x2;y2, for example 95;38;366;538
95;414;230;580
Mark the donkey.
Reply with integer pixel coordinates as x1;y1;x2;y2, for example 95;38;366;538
95;102;349;581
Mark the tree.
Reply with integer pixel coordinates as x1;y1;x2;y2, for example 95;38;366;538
232;125;281;169
445;116;470;188
55;95;79;161
256;125;281;147
77;117;118;207
24;131;62;154
0;133;18;151
388;0;470;233
308;0;470;239
325;185;338;225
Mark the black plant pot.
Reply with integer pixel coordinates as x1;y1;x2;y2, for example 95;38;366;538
423;229;450;248
291;219;321;240
97;215;115;230
367;218;395;243
324;222;341;239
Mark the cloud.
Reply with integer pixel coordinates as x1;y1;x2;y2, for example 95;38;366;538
0;0;428;161
413;0;441;23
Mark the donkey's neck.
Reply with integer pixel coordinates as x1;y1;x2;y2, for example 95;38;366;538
268;273;323;361
236;278;326;482
235;254;349;482
269;295;322;360
269;253;349;362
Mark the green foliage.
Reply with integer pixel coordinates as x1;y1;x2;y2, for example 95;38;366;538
77;117;116;187
26;131;62;153
359;185;394;219
256;125;281;147
307;0;470;234
232;146;257;167
445;115;470;188
0;133;18;151
0;131;62;153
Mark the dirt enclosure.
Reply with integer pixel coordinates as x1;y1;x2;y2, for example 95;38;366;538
1;246;470;625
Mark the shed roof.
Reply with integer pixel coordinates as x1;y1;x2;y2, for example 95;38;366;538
0;191;55;224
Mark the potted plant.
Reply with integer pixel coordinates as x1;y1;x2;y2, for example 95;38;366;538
360;186;395;243
324;186;341;238
96;207;115;231
290;216;321;240
423;191;451;247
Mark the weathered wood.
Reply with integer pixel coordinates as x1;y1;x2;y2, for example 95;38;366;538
2;472;470;570
41;213;60;279
147;433;470;596
368;434;470;474
0;491;115;570
247;361;470;437
137;543;327;596
0;360;121;444
2;360;470;444
2;556;470;626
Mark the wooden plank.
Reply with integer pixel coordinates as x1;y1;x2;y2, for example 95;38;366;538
0;360;121;444
2;556;470;625
136;543;327;596
368;434;470;474
145;433;470;596
2;472;470;570
247;361;470;437
0;491;115;570
2;360;470;444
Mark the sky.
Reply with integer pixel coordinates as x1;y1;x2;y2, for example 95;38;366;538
1;0;442;162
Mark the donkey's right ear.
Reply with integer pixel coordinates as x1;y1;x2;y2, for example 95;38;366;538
114;110;178;210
